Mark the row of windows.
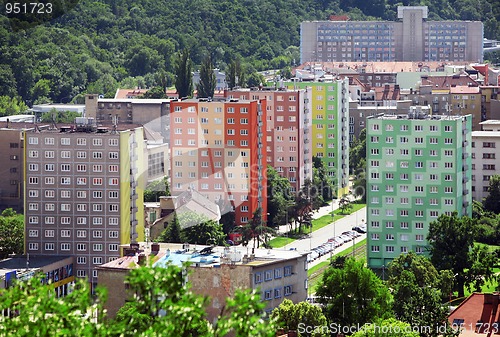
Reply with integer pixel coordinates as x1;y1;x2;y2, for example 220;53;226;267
28;150;119;160
370;160;454;169
371;233;425;241
255;266;293;284
370;221;425;229
28;190;118;199
371;185;455;193
173;106;249;114
28;203;119;212
28;164;119;173
371;124;454;132
263;285;293;300
174;161;249;168
370;209;451;217
28;137;119;147
173;139;254;147
371;246;425;254
28;229;118;238
370;197;454;206
28;242;119;252
76;256;119;265
370;136;455;145
370;148;455;156
370;173;455;182
28;216;119;225
28;177;119;186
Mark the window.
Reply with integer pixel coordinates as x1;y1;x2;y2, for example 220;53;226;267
93;138;102;146
45;243;55;251
60;138;70;145
93;152;102;159
109;138;119;146
60;177;71;185
254;272;263;284
371;246;380;252
385;246;394;253
284;285;292;296
109;244;119;251
61;243;71;251
93;243;103;252
28;243;39;251
109;231;119;238
77;243;86;251
284;266;292;277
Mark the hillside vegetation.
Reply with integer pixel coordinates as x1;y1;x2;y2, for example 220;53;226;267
0;0;499;105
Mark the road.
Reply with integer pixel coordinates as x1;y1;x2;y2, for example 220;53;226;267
268;199;367;268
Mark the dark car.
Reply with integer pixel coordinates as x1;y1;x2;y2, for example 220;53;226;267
352;226;367;234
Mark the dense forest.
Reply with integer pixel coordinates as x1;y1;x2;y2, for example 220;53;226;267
0;0;499;107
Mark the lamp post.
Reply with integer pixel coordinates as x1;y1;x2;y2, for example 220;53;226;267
330;198;335;260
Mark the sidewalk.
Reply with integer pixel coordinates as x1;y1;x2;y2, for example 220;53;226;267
275;197;343;235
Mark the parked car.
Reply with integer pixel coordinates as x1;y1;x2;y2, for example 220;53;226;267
352;225;366;234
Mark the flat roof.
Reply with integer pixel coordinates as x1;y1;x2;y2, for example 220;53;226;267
0;255;72;269
98;98;170;104
472;131;500;137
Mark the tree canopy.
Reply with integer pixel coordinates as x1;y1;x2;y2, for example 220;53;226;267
316;258;393;327
0;208;24;259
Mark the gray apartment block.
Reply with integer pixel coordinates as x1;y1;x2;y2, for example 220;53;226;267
301;6;483;63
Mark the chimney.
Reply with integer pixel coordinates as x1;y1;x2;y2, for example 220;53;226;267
138;253;146;265
151;243;160;255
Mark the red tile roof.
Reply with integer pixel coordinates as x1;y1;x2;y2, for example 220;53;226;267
448;293;500;336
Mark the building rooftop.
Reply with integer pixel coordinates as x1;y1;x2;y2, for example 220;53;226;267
97;243;307;271
472;131;500;137
448;293;500;337
450;86;480;94
98;98;170;104
368;112;468;121
0;255;72;270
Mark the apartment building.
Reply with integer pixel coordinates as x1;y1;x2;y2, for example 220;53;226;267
84;94;170;140
97;243;308;320
285;78;350;197
24;119;146;288
169;98;267;227
225;87;313;194
366;113;472;270
472;120;500;201
301;6;483;63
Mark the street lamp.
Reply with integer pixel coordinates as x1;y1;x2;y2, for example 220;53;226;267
330;198;336;260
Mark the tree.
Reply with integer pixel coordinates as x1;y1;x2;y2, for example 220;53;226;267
226;59;244;89
0;208;24;259
349;128;366;174
0;263;276;336
237;207;276;250
483;174;500;213
316;258;393;327
337;193;353;215
351;318;420;337
197;56;216;98
175;49;194;98
466;244;497;293
217;198;236;235
313;156;334;203
271;299;328;337
143;177;170;202
267;166;294;228
181;219;226;246
139;86;167;99
40;109;81;124
246;72;265;88
427;212;493;297
0;96;29;117
157;214;182;243
387;252;454;337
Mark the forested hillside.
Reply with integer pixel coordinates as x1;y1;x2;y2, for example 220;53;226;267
0;0;499;107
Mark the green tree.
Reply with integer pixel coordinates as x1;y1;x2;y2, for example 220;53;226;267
175;49;194;98
313;156;334;203
0;96;29;117
197;56;216;98
181;219;226;246
157;214;182;243
0;275;105;336
226;58;245;89
267;166;294;228
140;86;167;99
217;198;236;235
316;258;393;327
0;208;24;259
483;174;500;213
466;244;498;292
143;177;170;202
349;128;366;174
338;193;353;215
40;109;81;124
352;318;420;337
427;212;493;297
246;72;266;88
271;299;328;337
237;207;276;250
387;252;454;337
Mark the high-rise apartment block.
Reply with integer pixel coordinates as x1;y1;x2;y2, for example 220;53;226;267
225;88;313;194
301;6;483;63
472;120;500;201
366;114;472;270
286;78;350;197
24;120;146;287
169;99;267;227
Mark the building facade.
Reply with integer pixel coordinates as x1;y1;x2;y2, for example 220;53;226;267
23;120;146;287
169;99;267;227
471;120;500;201
286;78;350;197
97;243;308;321
301;6;483;63
225;87;313;194
0;125;26;212
366;114;472;270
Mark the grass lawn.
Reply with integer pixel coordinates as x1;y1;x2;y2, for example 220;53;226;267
268;204;366;248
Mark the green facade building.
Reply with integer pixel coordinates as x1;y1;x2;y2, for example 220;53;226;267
286;78;350;197
366;113;472;270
